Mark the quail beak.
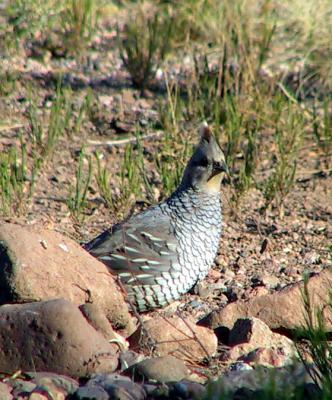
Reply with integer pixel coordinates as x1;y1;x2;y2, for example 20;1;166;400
210;160;229;179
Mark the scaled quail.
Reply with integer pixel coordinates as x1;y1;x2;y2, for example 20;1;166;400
84;123;227;312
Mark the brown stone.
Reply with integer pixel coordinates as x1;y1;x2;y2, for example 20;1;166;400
31;372;78;398
0;299;119;377
241;347;294;367
0;382;12;400
0;223;135;336
223;317;295;363
129;316;217;363
28;394;48;400
80;303;118;340
80;303;129;349
204;269;332;332
128;356;188;382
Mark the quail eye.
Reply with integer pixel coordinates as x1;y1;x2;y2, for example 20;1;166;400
213;160;227;172
199;157;209;167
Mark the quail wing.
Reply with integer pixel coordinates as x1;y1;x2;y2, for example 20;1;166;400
84;205;180;286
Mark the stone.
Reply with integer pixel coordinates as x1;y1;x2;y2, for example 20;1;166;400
204;269;332;332
169;380;206;399
241;347;294;368
207;364;315;396
0;223;134;336
0;382;13;400
72;386;109;400
29;372;78;397
9;379;36;398
223;318;296;365
79;303;122;342
228;361;253;372
119;350;145;371
28;393;48;400
261;275;280;289
206;363;319;400
129;316;217;363
0;299;119;377
128;356;188;383
86;374;146;400
229;318;294;349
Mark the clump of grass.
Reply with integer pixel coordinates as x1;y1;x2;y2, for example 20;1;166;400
60;0;103;58
0;69;18;96
274;0;332;95
223;95;245;170
95;151;114;210
0;135;40;216
27;82;79;160
312;97;332;167
232;120;259;204
3;0;61;50
95;135;155;218
3;0;105;58
67;147;92;223
262;97;303;213
120;142;143;201
119;1;174;94
155;136;190;197
74;89;94;134
296;275;332;398
0;83;89;218
156;78;190;196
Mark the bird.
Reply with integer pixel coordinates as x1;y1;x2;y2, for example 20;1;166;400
84;123;227;312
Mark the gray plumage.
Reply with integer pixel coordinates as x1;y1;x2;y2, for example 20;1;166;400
84;123;227;312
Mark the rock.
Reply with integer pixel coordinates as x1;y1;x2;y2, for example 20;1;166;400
129;316;217;363
79;303;123;343
169;380;206;399
0;223;134;336
119;350;145;371
195;281;226;298
208;363;315;397
261;275;280;289
244;286;269;300
229;318;295;350
86;374;146;400
204;269;332;332
0;299;119;377
0;382;13;400
228;361;253;372
9;379;36;398
29;372;78;397
223;318;296;366
28;393;49;400
72;386;109;400
128;356;188;383
241;347;294;368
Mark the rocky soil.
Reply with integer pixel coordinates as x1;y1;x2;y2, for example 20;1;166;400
0;222;330;399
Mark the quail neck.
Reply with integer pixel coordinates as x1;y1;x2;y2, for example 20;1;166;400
85;124;226;312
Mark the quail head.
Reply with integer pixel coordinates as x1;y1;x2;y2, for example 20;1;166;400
84;123;227;312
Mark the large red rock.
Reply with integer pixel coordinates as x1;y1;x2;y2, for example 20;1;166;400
0;299;119;377
204;268;332;332
129;316;217;363
0;223;135;336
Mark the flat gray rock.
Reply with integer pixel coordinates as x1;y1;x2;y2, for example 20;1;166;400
128;356;188;383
